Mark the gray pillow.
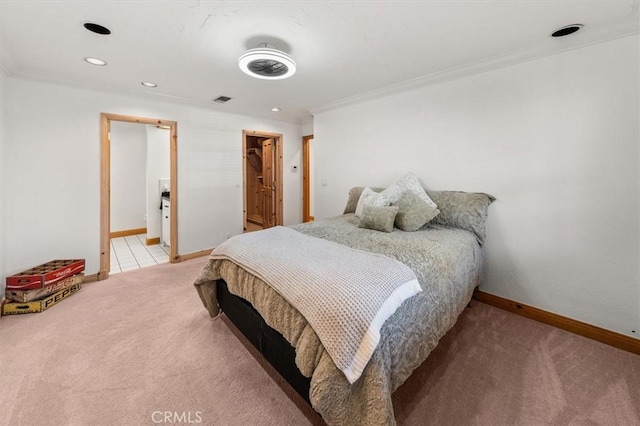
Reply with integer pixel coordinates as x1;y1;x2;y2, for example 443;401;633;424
344;187;384;214
426;191;495;244
393;191;440;232
358;205;399;233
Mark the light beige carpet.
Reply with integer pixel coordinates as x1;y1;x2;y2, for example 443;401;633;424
1;257;639;426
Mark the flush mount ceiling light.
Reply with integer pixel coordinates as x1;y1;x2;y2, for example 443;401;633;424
141;81;157;88
84;57;107;66
271;107;281;112
239;43;296;80
551;24;583;37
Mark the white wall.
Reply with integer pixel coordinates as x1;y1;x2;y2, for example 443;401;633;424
146;125;170;240
3;78;303;279
301;116;314;137
314;35;640;338
110;121;147;232
0;68;5;299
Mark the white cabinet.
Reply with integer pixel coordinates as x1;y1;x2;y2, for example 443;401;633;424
162;198;170;246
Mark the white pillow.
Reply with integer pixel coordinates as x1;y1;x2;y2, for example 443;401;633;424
395;172;437;208
379;183;403;205
355;187;386;217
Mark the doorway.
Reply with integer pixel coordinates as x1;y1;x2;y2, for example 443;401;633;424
243;130;283;232
302;134;314;222
99;113;178;280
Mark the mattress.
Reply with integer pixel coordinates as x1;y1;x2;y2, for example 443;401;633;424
194;213;484;425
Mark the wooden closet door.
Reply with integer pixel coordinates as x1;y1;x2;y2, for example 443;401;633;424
261;138;275;228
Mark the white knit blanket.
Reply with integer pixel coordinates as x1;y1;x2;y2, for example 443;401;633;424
210;226;421;383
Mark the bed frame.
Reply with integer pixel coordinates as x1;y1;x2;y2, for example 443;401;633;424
216;279;311;403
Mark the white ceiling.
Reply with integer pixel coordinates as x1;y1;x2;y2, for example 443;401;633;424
1;1;638;123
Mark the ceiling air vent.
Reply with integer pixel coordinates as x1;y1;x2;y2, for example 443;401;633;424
214;96;232;103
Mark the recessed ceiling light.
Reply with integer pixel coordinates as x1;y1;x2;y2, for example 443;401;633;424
551;24;583;37
84;57;107;66
271;107;281;112
83;23;111;35
141;82;157;88
239;44;296;80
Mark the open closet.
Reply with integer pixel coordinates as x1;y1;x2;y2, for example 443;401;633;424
244;135;277;231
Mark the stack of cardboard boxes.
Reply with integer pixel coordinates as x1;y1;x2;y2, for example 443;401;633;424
1;259;85;316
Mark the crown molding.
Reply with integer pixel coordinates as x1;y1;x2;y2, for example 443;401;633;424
5;72;306;125
310;5;639;116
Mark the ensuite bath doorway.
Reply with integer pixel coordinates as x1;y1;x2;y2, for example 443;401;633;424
99;113;178;280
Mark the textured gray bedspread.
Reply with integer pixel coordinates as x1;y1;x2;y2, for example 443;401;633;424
194;214;483;425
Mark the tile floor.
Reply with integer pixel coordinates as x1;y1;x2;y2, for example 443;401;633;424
110;234;170;274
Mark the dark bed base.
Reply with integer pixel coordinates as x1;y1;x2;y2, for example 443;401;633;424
216;279;311;404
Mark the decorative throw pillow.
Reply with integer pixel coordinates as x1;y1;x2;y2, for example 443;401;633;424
395;172;437;209
355;187;386;217
344;187;384;214
343;173;436;214
378;183;404;205
426;191;496;244
358;205;399;233
393;191;440;232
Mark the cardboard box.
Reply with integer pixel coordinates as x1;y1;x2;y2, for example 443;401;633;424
1;282;81;316
5;273;84;303
6;259;85;291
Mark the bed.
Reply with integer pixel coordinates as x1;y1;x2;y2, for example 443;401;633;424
194;187;494;425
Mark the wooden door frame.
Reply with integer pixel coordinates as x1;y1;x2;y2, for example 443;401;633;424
302;134;314;222
99;113;178;280
242;130;284;230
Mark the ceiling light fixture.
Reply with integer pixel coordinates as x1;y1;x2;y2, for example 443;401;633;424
239;43;296;80
551;24;583;37
141;81;157;88
271;107;281;112
84;57;107;66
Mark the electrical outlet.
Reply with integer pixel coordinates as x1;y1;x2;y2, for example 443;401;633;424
225;233;230;239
